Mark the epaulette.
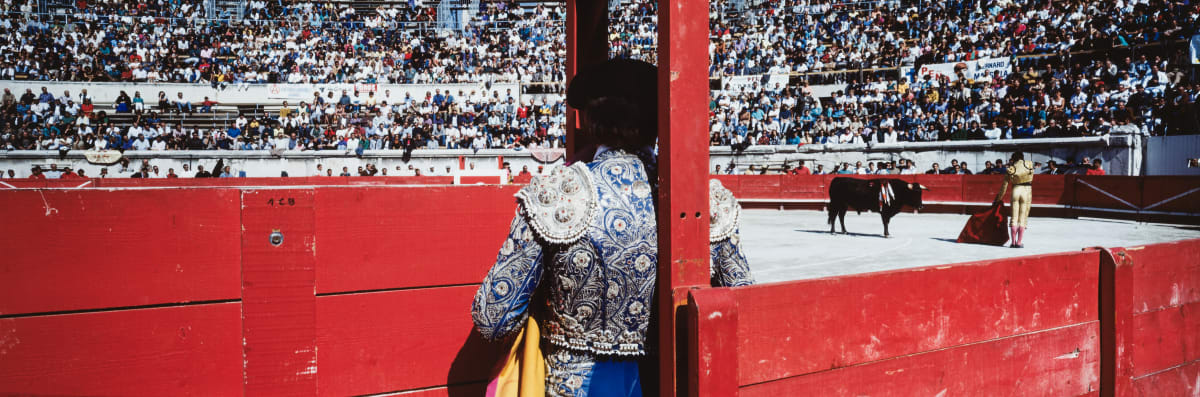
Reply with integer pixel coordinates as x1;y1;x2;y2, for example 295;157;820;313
515;162;599;244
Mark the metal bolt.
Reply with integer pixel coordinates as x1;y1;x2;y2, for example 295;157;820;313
269;230;284;247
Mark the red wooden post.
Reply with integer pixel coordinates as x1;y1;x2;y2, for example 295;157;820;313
657;0;712;395
241;189;318;396
564;0;607;161
1100;247;1135;397
688;288;739;397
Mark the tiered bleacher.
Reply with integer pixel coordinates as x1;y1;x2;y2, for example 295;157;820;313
1;0;1197;155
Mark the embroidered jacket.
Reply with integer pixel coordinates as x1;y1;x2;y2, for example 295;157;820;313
471;150;753;357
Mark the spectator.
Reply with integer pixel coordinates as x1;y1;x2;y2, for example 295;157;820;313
1087;159;1106;175
791;160;811;175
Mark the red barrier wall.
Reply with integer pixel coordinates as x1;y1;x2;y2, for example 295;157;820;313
1112;240;1200;396
0;176;460;189
690;251;1101;396
0;189;243;315
3;174;1194;221
690;238;1200;397
0;185;519;396
2;180;1198;396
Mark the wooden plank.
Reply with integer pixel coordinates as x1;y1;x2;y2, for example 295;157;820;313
688;288;739;397
0;303;243;396
94;177;303;188
1032;175;1074;205
459;176;504;185
1140;176;1200;213
961;174;1005;203
1100;248;1135;397
1129;239;1200;314
315;286;506;396
1130;359;1200;397
313;186;520;294
658;0;715;394
241;189;318;396
739;322;1100;397
779;175;826;200
735;175;783;199
0;189;242;315
914;174;964;203
1074;176;1143;211
1130;301;1200;379
733;250;1100;386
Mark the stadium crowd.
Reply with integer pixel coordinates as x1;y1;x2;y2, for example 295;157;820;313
715;156;1108;176
707;0;1195;77
0;0;564;85
1;0;1198;154
1;85;566;151
709;54;1200;146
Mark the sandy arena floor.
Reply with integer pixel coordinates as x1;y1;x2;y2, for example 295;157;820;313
740;209;1200;283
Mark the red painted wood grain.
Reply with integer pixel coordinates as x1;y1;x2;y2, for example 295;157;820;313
1130;301;1200;379
241;189;318;396
1129;239;1200;314
732;250;1100;386
1074;176;1144;210
739;322;1100;397
1130;359;1200;397
1033;175;1075;205
913;174;964;202
734;175;784;199
0;303;243;396
778;175;827;200
314;286;506;397
313;185;520;294
961;174;1005;203
688;288;739;397
459;175;504;185
0;189;242;315
1140;177;1200;213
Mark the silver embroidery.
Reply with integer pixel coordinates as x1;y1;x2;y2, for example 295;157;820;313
538;150;658;357
709;179;741;243
516;162;599;245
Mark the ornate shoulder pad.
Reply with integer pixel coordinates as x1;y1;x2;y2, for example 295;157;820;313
515;162;599;244
709;179;741;242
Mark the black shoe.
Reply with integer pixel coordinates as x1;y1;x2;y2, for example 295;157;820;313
1011;244;1023;248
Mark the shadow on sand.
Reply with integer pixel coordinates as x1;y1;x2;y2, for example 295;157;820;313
794;229;889;238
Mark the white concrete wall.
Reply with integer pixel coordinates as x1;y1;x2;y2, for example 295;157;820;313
1145;135;1200;176
0;136;1153;178
0;80;522;106
710;135;1144;175
0;149;562;178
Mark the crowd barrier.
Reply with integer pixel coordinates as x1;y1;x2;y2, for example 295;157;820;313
6;174;1197;222
0;177;1196;395
710;174;1200;223
0;185;521;395
0;176;461;189
689;238;1200;396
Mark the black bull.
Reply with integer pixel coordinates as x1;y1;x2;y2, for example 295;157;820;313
827;177;927;237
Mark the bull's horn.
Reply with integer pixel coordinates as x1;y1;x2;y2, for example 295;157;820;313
920;185;930;190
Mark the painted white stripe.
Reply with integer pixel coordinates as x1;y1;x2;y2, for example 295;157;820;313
1142;187;1200;210
72;181;92;189
0;181;14;189
1076;179;1139;210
